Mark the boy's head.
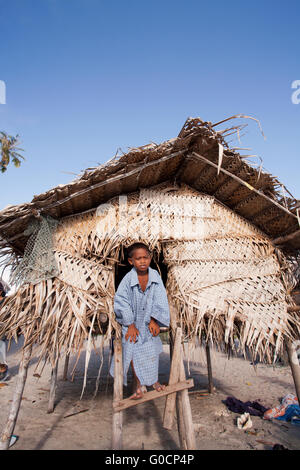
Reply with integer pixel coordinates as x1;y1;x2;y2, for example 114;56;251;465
127;243;152;274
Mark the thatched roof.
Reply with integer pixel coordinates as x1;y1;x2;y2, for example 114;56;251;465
0;116;299;257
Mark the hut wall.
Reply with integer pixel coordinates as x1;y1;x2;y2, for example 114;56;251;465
73;182;294;361
1;183;298;365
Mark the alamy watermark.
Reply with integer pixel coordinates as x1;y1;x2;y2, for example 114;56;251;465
0;80;6;104
2;79;300;105
291;80;300;104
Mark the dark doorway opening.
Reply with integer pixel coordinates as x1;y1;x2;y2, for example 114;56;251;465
114;245;170;347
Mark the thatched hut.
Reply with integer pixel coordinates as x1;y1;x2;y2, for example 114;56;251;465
0;116;299;448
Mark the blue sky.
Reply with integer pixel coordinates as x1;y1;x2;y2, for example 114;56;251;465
0;0;299;211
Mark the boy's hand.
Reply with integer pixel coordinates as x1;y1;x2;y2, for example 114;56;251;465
149;318;160;337
125;324;139;343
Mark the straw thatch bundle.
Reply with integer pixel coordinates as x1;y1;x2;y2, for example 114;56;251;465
0;116;299;373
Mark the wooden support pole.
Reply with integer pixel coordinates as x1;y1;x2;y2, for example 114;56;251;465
166;300;188;448
176;390;187;450
285;340;300;405
178;358;196;450
63;353;70;381
0;345;32;450
163;328;182;429
47;358;59;414
166;300;196;450
205;342;214;394
112;336;123;450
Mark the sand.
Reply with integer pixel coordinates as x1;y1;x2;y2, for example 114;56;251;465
0;337;299;451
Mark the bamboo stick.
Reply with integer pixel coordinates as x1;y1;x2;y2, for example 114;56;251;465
112;337;123;450
0;345;32;450
163;327;182;429
64;408;89;419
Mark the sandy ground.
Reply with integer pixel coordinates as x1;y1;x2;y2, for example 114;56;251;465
0;337;300;451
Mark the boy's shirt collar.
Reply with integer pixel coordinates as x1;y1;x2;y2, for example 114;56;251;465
130;267;159;288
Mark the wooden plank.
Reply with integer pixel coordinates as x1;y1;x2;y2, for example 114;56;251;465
111;337;123;450
113;379;194;413
163;327;182;429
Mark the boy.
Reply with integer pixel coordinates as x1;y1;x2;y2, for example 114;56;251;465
110;243;170;399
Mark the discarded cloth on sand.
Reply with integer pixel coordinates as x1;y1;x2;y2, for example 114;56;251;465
222;396;268;416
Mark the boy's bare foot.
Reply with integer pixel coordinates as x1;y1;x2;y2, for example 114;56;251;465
152;382;165;392
129;386;145;400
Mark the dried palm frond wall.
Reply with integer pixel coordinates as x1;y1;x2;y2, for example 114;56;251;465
93;182;299;361
0;183;299;371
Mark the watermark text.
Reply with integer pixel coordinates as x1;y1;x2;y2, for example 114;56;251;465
0;80;6;104
291;80;300;104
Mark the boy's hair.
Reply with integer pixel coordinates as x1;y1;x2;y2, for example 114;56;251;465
127;243;151;258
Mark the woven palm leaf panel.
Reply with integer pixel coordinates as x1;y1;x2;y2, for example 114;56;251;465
93;182;298;362
0;213;117;368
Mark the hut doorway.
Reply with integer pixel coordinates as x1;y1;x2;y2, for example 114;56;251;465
114;244;170;348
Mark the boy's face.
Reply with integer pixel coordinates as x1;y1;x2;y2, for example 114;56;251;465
128;248;151;274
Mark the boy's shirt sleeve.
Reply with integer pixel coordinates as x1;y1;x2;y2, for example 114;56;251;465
114;277;135;327
150;277;170;328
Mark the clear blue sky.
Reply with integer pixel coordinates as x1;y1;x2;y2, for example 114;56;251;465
0;0;299;211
